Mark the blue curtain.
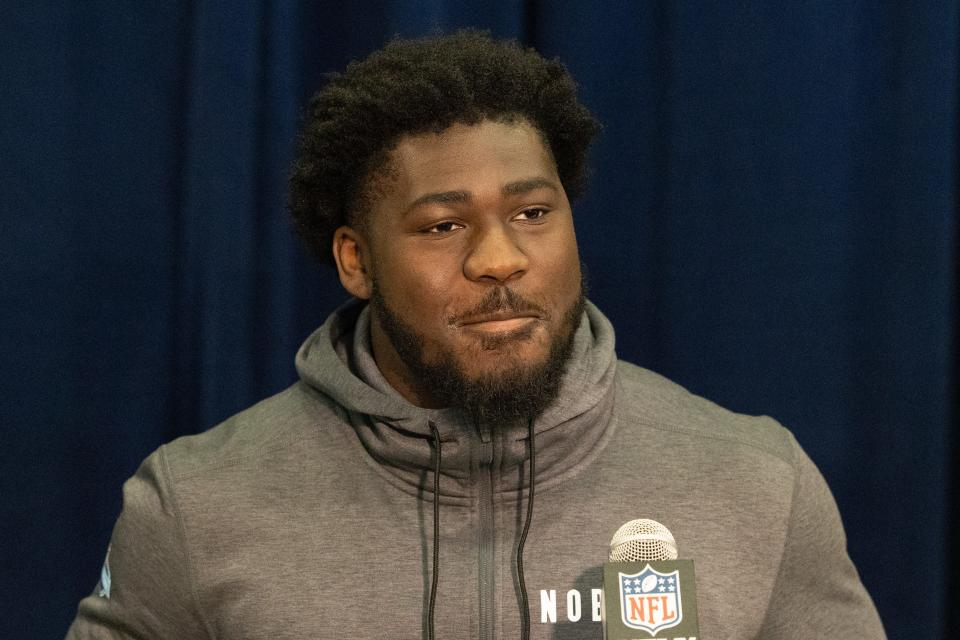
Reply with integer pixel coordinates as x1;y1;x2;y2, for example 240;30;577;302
2;2;955;638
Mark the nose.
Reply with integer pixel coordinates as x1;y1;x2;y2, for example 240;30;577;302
463;223;529;283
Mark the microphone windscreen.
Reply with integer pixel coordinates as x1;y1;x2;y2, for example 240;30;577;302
608;519;678;562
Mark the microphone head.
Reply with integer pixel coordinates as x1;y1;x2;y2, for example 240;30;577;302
609;518;678;562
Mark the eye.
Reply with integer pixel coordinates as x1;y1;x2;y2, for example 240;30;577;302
422;220;464;234
514;207;550;222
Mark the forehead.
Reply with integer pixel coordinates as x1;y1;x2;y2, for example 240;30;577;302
382;119;559;202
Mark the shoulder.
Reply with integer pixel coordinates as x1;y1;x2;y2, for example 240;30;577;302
611;361;885;636
614;360;798;469
159;381;347;481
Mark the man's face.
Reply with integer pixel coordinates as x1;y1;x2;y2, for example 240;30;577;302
337;118;584;420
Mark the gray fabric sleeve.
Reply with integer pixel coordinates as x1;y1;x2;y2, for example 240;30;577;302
65;447;210;639
758;434;886;638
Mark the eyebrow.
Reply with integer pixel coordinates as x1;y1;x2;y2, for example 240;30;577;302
501;176;559;197
405;176;559;213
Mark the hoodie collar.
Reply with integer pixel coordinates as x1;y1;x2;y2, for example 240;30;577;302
295;298;617;498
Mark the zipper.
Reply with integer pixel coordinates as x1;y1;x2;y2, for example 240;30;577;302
477;426;494;640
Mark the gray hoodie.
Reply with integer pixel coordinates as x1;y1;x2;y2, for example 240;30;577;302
67;301;885;639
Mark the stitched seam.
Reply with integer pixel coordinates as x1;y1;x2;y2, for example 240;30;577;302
159;445;216;639
756;434;801;633
504;385;792;501
169;384;325;480
170;432;315;480
628;417;793;464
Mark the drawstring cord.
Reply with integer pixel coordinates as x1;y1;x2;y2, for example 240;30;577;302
427;422;441;640
426;419;536;640
516;418;536;640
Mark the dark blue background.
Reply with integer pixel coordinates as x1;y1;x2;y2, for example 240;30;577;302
2;2;956;638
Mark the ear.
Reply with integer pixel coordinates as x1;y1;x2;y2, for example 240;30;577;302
332;225;372;300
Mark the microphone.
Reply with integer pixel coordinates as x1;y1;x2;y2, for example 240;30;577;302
602;519;700;640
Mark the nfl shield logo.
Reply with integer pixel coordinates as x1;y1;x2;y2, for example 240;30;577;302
618;565;683;635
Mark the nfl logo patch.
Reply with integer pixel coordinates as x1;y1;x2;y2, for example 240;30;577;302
618;565;683;635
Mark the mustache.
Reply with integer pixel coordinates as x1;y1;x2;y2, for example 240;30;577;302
448;287;548;325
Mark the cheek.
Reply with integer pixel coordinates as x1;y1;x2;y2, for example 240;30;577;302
537;232;581;292
374;256;458;320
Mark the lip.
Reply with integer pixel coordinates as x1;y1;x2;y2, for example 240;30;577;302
457;312;541;332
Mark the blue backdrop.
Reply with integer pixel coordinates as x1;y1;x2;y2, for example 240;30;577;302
2;2;956;638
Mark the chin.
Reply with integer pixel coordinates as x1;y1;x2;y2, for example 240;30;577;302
456;339;551;376
458;320;546;352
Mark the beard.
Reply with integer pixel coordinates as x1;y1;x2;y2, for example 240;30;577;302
369;279;585;425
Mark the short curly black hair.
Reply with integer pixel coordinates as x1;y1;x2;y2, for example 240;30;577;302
288;29;599;266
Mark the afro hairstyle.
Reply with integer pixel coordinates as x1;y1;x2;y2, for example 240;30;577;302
288;29;599;266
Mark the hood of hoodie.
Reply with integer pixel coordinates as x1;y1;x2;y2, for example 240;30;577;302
294;298;617;500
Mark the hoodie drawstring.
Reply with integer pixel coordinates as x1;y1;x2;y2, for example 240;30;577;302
427;421;441;640
426;419;537;640
517;418;536;640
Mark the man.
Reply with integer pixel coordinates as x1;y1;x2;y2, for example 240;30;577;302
67;31;885;639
